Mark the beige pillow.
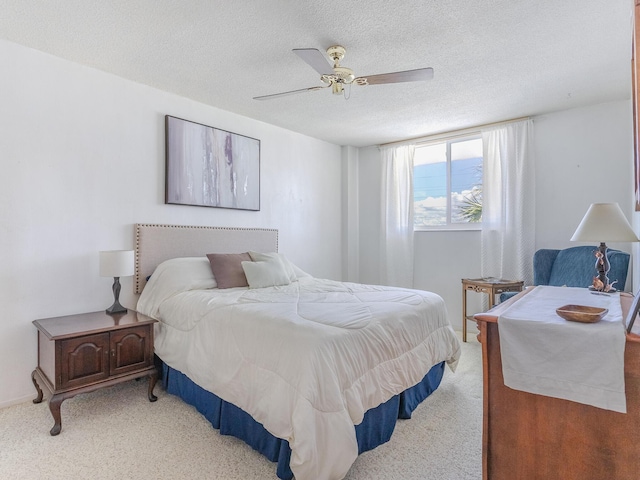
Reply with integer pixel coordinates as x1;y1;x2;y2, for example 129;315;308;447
248;251;297;282
241;257;291;289
206;253;251;289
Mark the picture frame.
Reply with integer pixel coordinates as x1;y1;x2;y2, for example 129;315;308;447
626;291;640;334
165;115;260;211
633;2;640;210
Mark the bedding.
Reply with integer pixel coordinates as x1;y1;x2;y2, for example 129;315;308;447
161;359;446;480
137;256;461;480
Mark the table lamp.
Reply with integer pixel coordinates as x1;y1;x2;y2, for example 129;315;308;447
570;203;639;292
99;250;135;314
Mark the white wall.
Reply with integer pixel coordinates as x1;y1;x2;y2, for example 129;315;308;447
357;146;382;284
534;101;635;256
357;99;635;333
341;146;360;281
0;39;343;407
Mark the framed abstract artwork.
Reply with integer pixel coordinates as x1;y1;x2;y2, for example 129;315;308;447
165;115;260;211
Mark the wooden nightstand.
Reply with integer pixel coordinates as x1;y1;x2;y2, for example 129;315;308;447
461;278;523;342
31;310;158;435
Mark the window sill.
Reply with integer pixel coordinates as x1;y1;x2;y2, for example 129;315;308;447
414;226;482;233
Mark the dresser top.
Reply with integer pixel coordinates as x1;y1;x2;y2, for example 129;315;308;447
33;310;156;340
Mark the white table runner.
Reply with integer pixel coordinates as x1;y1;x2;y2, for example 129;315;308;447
498;285;626;413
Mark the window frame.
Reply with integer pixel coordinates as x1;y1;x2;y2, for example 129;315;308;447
413;133;483;232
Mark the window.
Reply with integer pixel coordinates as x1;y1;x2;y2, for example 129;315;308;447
413;136;483;229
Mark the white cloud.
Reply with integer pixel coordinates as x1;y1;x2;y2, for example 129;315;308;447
414;185;482;227
415;196;447;207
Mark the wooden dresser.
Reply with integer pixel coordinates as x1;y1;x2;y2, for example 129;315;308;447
474;289;640;480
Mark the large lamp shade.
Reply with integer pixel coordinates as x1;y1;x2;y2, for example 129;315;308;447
571;203;638;292
571;203;638;243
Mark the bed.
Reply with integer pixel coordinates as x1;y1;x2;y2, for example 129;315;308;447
134;223;461;480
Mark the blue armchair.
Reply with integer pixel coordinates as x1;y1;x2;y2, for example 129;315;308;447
500;246;630;302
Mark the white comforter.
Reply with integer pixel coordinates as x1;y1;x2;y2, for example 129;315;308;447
138;273;460;480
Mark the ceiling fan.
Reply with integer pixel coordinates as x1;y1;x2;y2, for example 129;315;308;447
253;45;434;100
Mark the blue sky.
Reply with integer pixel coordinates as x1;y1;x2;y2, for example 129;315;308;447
414;157;482;201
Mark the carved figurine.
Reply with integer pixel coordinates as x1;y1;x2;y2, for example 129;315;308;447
592;275;617;292
592;277;605;291
592;250;617;292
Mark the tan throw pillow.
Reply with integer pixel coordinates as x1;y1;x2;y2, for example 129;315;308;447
206;253;251;289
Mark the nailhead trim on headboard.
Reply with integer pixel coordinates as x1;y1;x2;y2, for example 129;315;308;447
134;224;279;294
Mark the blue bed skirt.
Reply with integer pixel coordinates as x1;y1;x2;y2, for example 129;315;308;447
161;359;445;479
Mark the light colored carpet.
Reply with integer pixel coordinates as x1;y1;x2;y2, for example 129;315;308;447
0;334;481;480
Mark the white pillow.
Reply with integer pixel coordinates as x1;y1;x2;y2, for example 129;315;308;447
248;251;298;282
241;257;291;289
137;257;217;317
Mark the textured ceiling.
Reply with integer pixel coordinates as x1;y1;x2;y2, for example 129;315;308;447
0;0;633;147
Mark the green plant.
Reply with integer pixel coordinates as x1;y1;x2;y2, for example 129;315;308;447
459;189;482;222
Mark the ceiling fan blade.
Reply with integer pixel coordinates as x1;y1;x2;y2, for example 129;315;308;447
293;48;334;75
356;67;434;86
253;85;327;101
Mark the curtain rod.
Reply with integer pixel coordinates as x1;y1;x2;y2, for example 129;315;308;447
378;116;531;148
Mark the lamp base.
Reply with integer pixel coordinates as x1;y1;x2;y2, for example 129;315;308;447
592;243;615;293
106;301;127;315
588;285;617;293
106;276;127;315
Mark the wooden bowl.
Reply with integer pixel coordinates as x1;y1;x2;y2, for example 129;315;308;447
556;305;608;323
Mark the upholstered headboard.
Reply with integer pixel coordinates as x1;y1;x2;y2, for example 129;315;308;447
134;223;279;293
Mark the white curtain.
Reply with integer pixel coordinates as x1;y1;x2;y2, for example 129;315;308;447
379;144;415;288
481;119;535;286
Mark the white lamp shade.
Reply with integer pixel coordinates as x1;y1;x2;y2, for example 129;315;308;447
99;250;135;277
570;203;639;243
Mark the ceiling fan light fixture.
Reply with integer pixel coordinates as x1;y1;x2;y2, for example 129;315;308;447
333;66;355;84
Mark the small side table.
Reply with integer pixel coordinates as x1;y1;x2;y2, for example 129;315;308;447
461;277;523;342
31;310;158;435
